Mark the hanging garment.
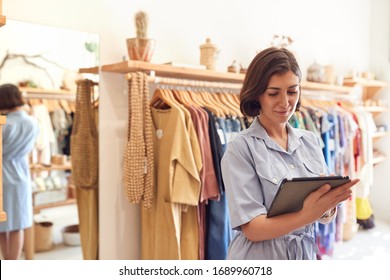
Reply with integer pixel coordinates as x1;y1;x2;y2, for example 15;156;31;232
70;79;99;187
185;105;219;260
76;184;99;259
205;111;233;260
141;100;202;260
70;79;99;259
31;103;56;165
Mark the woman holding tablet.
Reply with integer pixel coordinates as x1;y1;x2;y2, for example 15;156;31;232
221;47;359;260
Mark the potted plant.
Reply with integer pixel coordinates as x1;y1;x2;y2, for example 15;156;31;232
126;11;155;62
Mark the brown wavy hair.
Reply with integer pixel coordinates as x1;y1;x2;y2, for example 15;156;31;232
240;47;302;117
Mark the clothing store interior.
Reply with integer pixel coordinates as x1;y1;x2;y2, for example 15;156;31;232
0;0;390;262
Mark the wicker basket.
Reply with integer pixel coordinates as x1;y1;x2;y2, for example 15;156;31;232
34;221;54;252
199;38;218;70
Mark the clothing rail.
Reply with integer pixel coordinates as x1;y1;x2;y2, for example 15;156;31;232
126;73;242;91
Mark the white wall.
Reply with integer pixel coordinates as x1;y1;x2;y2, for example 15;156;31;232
4;0;388;259
369;0;390;223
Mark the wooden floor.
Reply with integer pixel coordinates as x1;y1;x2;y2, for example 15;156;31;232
3;204;389;260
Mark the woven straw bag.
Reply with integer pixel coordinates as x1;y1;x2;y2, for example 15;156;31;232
70;79;99;187
123;72;154;208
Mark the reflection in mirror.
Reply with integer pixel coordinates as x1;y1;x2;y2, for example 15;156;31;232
0;19;99;92
0;20;99;260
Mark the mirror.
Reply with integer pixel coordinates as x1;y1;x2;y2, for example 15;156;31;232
0;19;99;260
0;19;99;91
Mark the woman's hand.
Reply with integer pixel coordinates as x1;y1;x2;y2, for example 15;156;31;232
300;178;359;224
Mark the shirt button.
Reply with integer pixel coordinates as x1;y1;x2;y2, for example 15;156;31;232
290;164;295;169
272;178;278;183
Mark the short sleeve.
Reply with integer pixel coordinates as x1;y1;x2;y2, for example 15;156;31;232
221;140;267;230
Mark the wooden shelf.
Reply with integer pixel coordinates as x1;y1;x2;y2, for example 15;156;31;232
19;86;76;101
33;198;76;214
373;131;389;139
102;60;246;83
0;115;5;125
79;66;99;74
102;61;362;95
344;78;389;100
30;163;72;172
301;81;354;94
344;78;389;88
19;86;75;96
356;106;390;113
373;155;387;165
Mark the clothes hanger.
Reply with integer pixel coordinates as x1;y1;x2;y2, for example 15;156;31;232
150;88;176;109
206;92;230;116
186;90;204;107
59;99;72;114
214;92;237;117
197;91;224;117
225;93;242;114
173;89;197;107
217;92;243;117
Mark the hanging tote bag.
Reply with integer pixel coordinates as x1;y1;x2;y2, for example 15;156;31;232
70;79;99;187
123;72;154;208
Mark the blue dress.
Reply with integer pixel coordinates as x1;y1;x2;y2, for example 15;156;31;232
0;110;39;232
221;118;329;259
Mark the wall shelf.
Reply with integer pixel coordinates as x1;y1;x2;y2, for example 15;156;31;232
344;78;389;88
373;155;387;165
300;81;354;94
102;60;358;95
373;131;389;139
30;162;72;172
344;78;389;100
79;66;99;74
19;86;76;101
356;106;390;113
102;60;246;83
33;198;76;214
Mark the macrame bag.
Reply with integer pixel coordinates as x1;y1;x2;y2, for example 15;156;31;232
70;79;99;187
123;72;154;208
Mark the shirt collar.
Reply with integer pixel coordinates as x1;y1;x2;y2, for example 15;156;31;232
248;117;305;153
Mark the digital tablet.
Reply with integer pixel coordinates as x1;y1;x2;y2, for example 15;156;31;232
267;176;350;218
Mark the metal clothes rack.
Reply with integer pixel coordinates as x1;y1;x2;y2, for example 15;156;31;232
126;72;242;95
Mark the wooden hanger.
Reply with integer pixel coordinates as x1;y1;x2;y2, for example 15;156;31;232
207;92;230;116
179;90;199;107
150;88;170;109
214;92;236;117
217;92;243;117
196;91;224;117
187;90;205;107
59;99;72;114
171;89;196;107
150;88;181;109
